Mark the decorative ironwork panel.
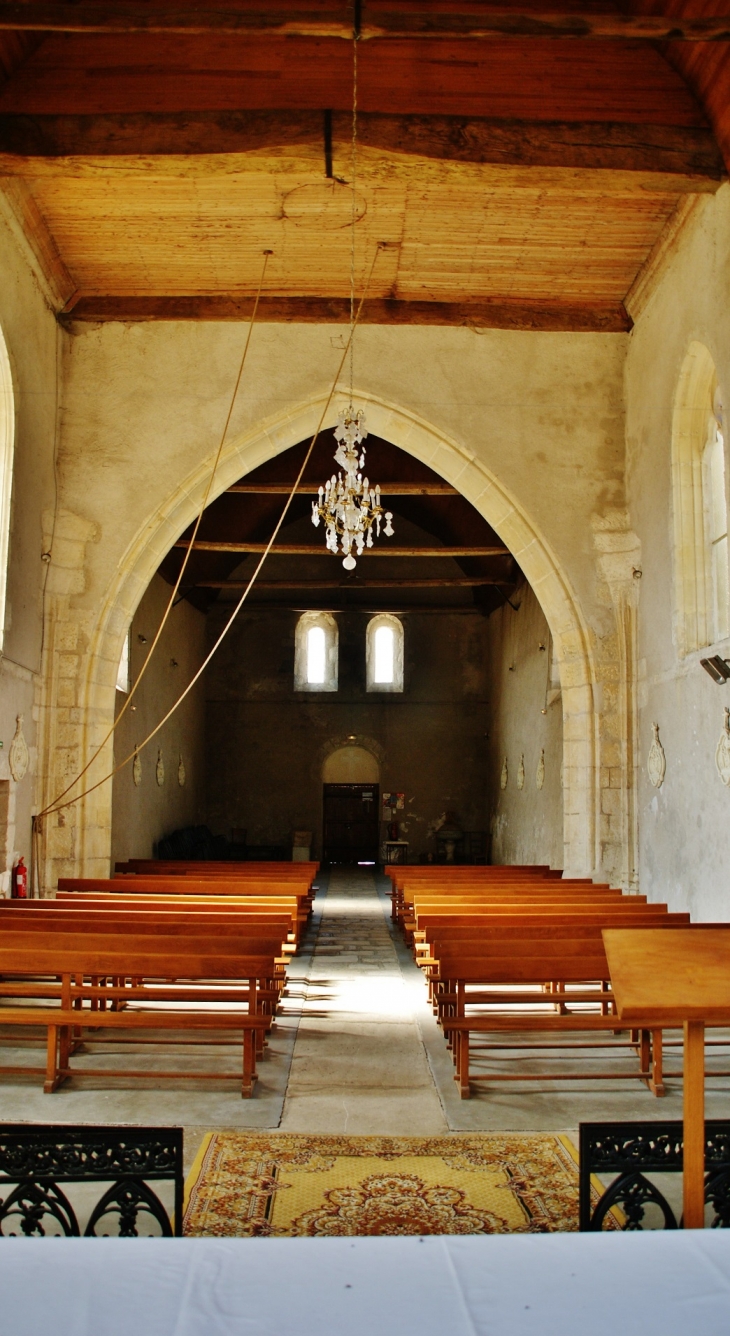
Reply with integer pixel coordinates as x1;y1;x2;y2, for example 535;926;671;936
579;1120;730;1231
0;1124;183;1237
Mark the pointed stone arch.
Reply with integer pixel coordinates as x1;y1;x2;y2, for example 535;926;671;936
41;388;599;884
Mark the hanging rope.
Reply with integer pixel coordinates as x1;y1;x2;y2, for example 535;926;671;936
37;243;384;832
38;249;273;828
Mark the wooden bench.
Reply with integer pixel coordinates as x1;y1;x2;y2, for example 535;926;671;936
388;866;572;921
56;883;310;939
0;939;280;1096
431;943;664;1098
396;877;618;925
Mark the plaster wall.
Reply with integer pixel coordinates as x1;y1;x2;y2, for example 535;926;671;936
485;583;564;869
626;183;730;919
110;574;206;864
0;199;59;889
43;316;630;885
205;607;489;861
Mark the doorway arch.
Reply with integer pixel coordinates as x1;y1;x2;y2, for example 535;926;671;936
322;746;381;785
46;387;597;884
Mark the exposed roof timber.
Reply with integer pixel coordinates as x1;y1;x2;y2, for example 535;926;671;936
173;543;511;557
61;296;632;333
0;175;74;305
227;483;459;496
2;6;730;41
195;577;508;589
0;113;722;181
238;605;492;614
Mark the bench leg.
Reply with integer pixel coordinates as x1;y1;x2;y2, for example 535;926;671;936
44;1025;65;1093
639;1027;650;1086
650;1028;665;1097
457;1031;471;1099
241;1030;257;1099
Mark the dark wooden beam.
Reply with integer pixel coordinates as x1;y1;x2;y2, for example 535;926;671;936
2;6;730;42
194;577;507;589
227;482;459;496
0;112;722;182
173;542;510;557
238;604;492;614
61;295;632;333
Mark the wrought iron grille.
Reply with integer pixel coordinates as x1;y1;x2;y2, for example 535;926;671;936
579;1119;730;1231
0;1124;184;1237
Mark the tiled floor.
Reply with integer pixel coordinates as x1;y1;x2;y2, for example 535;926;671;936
279;865;448;1133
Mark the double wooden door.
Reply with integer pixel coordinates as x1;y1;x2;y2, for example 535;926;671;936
322;784;380;865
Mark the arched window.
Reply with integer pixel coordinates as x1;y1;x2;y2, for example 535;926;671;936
704;388;728;643
116;629;130;693
294;611;338;691
366;614;404;692
672;343;729;654
0;326;15;653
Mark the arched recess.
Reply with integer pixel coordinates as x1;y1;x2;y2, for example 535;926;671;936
671;341;726;657
0;321;15;653
322;746;380;784
47;388;598;885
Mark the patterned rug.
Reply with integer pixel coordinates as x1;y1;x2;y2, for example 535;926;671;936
184;1133;615;1236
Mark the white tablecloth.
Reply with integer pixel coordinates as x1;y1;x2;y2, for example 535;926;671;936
2;1232;730;1335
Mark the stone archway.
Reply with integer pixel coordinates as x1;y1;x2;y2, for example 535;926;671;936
38;387;599;886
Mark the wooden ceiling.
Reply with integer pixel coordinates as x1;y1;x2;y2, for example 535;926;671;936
0;3;728;330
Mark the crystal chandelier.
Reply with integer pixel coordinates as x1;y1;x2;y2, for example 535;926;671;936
311;407;393;570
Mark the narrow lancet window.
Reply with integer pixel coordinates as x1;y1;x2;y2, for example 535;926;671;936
366;614;404;692
294;612;338;691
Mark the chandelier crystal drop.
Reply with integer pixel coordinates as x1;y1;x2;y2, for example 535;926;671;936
311;407;394;570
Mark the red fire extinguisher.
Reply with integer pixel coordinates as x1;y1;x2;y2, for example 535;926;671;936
11;857;28;899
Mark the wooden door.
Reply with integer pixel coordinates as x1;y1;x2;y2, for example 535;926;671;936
322;784;380;865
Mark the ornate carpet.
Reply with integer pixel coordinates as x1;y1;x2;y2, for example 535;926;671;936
184;1132;614;1236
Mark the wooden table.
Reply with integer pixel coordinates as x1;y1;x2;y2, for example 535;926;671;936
603;927;730;1229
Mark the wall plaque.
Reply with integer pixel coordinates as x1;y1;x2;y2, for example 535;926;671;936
647;722;666;788
716;708;730;786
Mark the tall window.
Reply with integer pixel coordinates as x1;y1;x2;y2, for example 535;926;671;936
306;625;326;684
294;611;338;691
366;614;404;692
116;630;130;693
0;326;15;654
672;343;729;654
704;389;729;643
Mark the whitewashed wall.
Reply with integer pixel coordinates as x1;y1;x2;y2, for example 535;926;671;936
0;202;59;889
627;182;730;919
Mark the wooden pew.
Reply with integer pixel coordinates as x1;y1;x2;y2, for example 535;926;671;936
387;866;570;921
117;859;319;886
392;874;604;926
431;942;665;1099
57;879;312;935
0;938;280;1095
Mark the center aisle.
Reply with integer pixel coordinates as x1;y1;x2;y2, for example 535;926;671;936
279;866;448;1132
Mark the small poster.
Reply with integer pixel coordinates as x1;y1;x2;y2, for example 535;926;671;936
382;792;405;811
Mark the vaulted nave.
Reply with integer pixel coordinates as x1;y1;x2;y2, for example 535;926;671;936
2;3;730;1332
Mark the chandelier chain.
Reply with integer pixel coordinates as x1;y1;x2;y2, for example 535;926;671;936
349;17;358;405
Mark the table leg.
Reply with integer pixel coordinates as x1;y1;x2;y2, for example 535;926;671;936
683;1019;705;1229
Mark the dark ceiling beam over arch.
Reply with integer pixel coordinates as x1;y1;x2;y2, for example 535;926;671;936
630;1;730;168
1;5;730;42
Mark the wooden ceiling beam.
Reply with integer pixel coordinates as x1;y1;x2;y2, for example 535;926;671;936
2;6;730;42
173;542;510;557
194;577;507;589
227;482;459;496
0;111;721;181
61;295;632;333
